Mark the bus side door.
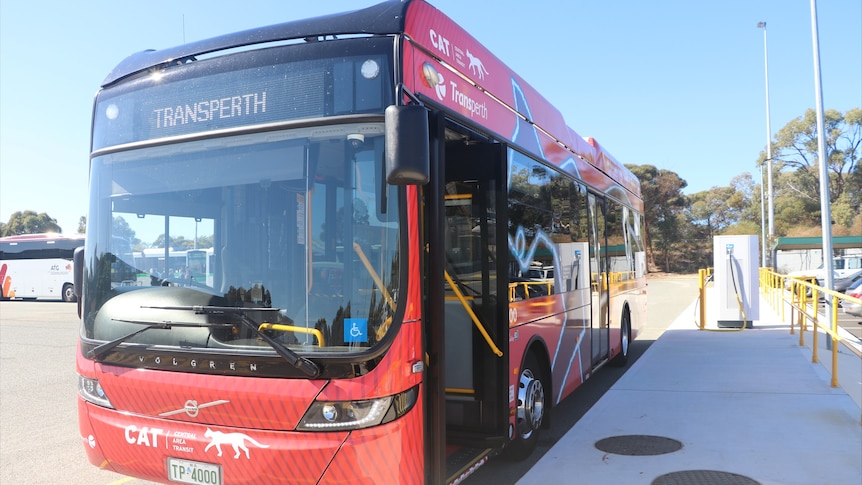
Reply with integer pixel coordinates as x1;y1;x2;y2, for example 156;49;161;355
588;194;610;367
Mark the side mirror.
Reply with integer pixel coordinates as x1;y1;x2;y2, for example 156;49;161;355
385;105;430;185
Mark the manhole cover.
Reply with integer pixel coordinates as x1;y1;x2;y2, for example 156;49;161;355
594;435;683;456
652;470;761;485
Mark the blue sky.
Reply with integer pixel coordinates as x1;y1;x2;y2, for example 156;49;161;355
1;0;860;234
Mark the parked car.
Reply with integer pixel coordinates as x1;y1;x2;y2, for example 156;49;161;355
842;277;862;317
787;256;862;292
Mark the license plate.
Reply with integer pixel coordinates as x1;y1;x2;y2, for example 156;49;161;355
167;457;222;485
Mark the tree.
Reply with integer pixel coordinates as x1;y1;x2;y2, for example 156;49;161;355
620;108;860;273
766;108;861;217
1;211;62;236
689;186;736;238
148;233;213;250
112;216;141;247
77;216;87;234
626;164;688;272
688;173;759;237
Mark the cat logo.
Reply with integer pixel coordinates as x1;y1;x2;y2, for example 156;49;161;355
204;428;270;459
466;50;488;80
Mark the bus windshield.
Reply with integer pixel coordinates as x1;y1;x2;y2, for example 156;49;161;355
83;122;400;361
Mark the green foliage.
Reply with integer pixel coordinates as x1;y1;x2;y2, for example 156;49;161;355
831;193;858;229
629;107;860;273
773;192;817;235
724;220;761;236
626;164;688;271
0;210;62;236
769;107;861;209
150;233;213;250
112;216;141;247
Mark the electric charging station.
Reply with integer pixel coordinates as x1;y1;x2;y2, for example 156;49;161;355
713;235;759;328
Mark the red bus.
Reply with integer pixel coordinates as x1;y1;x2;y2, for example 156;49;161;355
75;1;646;484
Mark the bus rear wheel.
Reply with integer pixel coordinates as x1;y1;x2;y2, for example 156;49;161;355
610;310;630;367
504;352;546;461
62;284;76;303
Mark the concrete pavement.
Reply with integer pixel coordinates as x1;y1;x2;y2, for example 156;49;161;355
518;288;862;485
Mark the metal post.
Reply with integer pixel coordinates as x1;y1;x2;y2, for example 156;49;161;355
810;0;835;349
757;21;775;268
760;164;767;267
699;269;706;330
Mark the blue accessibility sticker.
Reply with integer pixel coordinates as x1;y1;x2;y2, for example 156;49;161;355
344;318;368;343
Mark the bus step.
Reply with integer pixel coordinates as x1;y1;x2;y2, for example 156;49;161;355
445;446;493;485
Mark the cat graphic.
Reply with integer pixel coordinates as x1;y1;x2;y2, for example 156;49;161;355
204;428;270;459
466;50;488;80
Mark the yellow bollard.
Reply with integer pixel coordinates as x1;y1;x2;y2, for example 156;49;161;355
779;276;785;321
830;296;839;389
811;288;818;364
698;269;706;330
799;285;807;347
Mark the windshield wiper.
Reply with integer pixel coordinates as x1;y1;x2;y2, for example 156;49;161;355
87;319;234;361
141;305;322;378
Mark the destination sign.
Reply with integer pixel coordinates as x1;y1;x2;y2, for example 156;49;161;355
152;91;268;129
92;52;390;151
139;68;291;137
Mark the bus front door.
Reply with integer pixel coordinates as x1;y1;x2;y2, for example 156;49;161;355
438;140;509;477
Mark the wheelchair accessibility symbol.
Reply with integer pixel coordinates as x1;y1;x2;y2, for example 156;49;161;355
344;318;368;343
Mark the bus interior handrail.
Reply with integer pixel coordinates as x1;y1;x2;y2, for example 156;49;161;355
443;270;503;358
258;323;325;347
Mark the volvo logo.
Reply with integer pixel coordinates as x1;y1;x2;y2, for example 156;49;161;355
184;400;201;417
160;399;230;418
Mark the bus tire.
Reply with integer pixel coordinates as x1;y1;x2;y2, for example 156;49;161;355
504;351;546;461
62;284;77;303
609;309;630;367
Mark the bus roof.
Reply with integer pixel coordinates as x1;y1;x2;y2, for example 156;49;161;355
100;0;641;201
101;1;407;87
0;233;85;242
401;1;641;200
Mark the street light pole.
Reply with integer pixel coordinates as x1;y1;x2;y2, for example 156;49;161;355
810;1;834;282
757;21;775;268
760;164;767;267
810;0;835;347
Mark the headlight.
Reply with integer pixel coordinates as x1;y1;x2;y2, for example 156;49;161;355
297;386;418;431
78;375;114;409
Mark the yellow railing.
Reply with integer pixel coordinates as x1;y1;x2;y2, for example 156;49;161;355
508;281;553;302
759;267;861;389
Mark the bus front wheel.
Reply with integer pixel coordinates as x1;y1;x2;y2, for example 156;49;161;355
62;284;77;303
504;352;546;461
